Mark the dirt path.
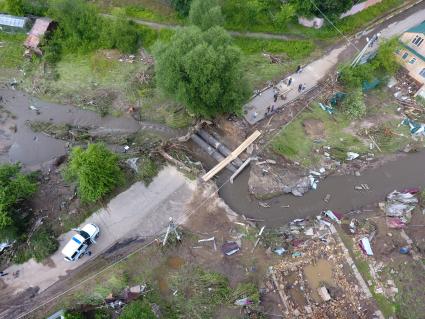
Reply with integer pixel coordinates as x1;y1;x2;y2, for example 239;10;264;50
0;166;195;318
101;14;301;40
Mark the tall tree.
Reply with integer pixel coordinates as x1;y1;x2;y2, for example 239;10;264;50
153;26;250;118
189;0;224;31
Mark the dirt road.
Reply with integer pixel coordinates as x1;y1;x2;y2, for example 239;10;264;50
244;0;425;124
0;166;195;311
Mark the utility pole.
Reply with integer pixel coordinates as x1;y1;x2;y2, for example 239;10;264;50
162;217;181;246
351;33;381;67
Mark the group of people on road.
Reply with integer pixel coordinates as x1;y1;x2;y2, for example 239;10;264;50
251;65;307;121
286;65;307;93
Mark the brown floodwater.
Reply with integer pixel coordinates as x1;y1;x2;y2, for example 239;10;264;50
303;259;334;303
0;87;140;168
219;150;425;225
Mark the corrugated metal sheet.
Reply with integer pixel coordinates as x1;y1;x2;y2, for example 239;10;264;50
0;14;27;28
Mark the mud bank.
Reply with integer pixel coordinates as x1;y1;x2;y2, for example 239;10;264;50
219;150;425;226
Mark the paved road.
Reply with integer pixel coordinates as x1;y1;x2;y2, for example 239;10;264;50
0;166;195;294
244;1;425;124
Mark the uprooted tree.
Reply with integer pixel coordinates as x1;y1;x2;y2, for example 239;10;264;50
153;26;250;118
64;143;124;203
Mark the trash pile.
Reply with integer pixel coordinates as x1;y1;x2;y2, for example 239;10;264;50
267;214;378;318
382;189;419;228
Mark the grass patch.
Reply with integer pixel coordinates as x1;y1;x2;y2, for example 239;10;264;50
234;37;315;59
0;32;26;72
272;103;367;166
170;266;230;318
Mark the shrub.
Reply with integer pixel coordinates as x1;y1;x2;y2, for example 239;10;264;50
189;0;224;31
64;143;124;202
0;164;37;230
30;226;59;262
340;89;366;119
170;0;192;17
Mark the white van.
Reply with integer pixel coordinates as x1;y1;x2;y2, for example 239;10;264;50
61;224;100;261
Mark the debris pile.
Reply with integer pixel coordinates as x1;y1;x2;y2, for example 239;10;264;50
383;189;418;227
267;216;378;318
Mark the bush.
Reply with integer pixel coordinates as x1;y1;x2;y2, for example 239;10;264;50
64;143;124;202
0;164;37;230
48;0;140;56
6;0;48;15
339;39;400;89
189;0;224;31
30;226;59;262
153;26;250;118
340;89;366;119
170;0;192;17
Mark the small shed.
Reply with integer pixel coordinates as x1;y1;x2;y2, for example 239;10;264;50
24;17;55;55
0;14;29;31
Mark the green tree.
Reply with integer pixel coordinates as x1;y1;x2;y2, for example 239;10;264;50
371;38;400;77
189;0;224;31
340;89;366;119
274;4;296;25
119;300;156;319
153;26;250;118
6;0;25;15
291;0;352;19
170;0;192;17
0;164;37;229
106;15;140;53
64;143;124;202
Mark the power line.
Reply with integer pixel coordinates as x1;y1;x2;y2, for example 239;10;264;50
307;0;361;53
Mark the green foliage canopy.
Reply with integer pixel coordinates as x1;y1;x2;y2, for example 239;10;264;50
340;89;366;119
47;0;140;55
64;143;123;203
291;0;353;19
189;0;224;31
170;0;192;17
339;39;400;89
153;26;250;118
6;0;49;15
0;164;37;229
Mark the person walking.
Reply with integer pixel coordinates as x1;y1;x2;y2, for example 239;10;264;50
0;271;8;277
287;77;293;86
298;84;303;93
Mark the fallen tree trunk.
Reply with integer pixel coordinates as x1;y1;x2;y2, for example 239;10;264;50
157;149;192;173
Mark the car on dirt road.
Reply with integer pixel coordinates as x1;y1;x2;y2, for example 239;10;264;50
61;223;100;261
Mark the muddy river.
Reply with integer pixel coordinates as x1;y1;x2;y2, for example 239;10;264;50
1;87;425;226
0;87;140;168
219;150;425;225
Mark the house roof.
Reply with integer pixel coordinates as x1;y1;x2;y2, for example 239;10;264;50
0;14;27;28
406;21;425;35
24;18;53;51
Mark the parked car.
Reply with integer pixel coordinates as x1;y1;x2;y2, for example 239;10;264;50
61;223;100;261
